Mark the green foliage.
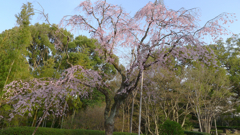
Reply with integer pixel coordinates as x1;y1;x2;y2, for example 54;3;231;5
68;96;82;111
15;2;34;27
0;127;139;135
27;23;70;78
81;88;105;107
209;36;240;99
182;114;194;131
159;119;185;135
0;3;34;128
0;2;34;94
213;126;240;130
184;131;211;135
36;58;59;78
15;2;34;54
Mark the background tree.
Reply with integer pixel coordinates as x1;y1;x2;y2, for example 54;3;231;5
0;2;34;95
184;61;233;133
209;35;240;127
0;2;35;128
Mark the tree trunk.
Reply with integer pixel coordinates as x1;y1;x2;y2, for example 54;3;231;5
173;109;175;122
154;116;159;135
45;118;47;127
138;71;143;135
127;105;130;132
208;117;212;133
196;106;202;132
204;119;207;133
181;115;186;128
71;109;75;125
105;111;118;135
201;116;212;133
42;118;44;127
176;109;179;123
51;115;55;128
105;119;114;135
122;104;125;132
31;109;38;127
61;98;68;129
209;118;211;133
104;94;123;135
198;116;203;132
32;99;53;135
145;122;148;135
214;116;218;135
207;118;210;133
129;92;137;133
181;112;191;128
143;97;153;135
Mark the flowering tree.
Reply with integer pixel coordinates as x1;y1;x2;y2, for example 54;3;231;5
2;0;236;135
58;0;235;134
2;65;102;134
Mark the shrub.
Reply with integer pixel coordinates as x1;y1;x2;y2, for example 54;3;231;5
184;131;211;135
0;126;140;135
159;120;185;135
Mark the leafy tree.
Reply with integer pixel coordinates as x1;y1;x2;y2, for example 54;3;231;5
135;54;194;134
0;2;34;95
27;23;72;79
0;2;34;128
209;35;240;127
210;35;240;100
184;62;233;133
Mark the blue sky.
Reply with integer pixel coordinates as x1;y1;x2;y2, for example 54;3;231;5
1;0;239;39
1;0;240;65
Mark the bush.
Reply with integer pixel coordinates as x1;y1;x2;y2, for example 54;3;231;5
158;120;185;135
215;126;240;130
0;126;139;135
184;131;211;135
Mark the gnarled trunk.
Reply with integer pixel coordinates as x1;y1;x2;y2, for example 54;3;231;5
104;102;121;135
103;87;128;135
105;118;115;135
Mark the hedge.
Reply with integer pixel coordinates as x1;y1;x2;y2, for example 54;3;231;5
214;126;240;130
0;126;218;135
0;127;139;135
194;125;240;130
184;131;211;135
